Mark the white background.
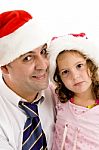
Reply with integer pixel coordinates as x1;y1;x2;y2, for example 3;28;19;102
1;0;99;50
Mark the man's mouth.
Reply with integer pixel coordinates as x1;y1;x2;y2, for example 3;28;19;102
32;73;46;80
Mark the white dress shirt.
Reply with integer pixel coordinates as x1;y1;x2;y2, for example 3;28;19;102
0;77;56;150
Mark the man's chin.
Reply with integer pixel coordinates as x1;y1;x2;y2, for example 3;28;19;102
42;81;49;89
39;80;49;90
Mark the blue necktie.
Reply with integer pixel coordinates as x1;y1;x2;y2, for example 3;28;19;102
19;97;47;150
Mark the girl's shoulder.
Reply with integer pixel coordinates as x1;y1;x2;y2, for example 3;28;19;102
56;100;69;114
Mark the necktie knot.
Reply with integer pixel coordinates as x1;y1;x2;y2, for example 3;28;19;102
19;101;38;118
19;96;44;118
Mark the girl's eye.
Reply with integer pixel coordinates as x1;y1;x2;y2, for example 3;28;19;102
77;63;85;69
77;64;83;68
60;70;69;77
62;70;68;74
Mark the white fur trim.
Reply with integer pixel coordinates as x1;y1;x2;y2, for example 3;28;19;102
0;19;49;66
48;35;99;82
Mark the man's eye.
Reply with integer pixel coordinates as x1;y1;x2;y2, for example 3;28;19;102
23;56;33;61
41;48;48;56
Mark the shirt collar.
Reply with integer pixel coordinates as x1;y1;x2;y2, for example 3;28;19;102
34;91;45;104
0;76;45;107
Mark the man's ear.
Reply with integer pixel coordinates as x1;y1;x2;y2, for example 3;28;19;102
0;65;9;74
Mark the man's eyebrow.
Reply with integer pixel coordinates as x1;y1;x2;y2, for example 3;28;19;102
42;43;47;49
19;44;47;58
19;51;33;58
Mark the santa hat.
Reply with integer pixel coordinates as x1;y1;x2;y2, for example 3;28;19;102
48;33;99;82
0;10;49;66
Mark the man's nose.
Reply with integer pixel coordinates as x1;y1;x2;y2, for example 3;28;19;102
35;56;49;70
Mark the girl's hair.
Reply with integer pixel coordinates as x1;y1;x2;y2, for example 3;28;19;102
54;50;99;103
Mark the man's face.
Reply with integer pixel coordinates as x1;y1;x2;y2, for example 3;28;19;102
4;44;49;98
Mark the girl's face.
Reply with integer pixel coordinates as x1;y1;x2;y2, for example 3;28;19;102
57;51;92;94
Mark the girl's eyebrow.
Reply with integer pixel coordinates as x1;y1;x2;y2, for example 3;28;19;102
74;60;86;65
59;60;86;72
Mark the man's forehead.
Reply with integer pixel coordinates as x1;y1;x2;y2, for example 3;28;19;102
34;43;47;51
20;43;47;56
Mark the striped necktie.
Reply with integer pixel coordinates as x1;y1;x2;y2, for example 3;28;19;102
19;97;47;150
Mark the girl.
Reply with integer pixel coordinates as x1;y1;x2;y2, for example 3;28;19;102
48;33;99;150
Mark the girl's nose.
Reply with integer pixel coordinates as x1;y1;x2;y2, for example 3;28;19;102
71;69;80;80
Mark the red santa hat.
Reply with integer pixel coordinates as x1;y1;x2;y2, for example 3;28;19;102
48;33;99;82
0;10;49;66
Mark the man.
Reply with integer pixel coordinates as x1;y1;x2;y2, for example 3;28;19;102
0;10;56;150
